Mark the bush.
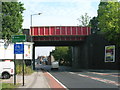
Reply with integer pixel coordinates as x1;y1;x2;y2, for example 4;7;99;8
16;64;22;74
25;66;34;74
16;60;34;75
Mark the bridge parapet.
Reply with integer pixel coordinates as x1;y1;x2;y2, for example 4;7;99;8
30;26;91;41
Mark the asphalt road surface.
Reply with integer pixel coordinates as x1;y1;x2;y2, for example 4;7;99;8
42;65;120;89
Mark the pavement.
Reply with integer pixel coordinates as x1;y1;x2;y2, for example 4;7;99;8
19;71;50;88
0;64;66;89
0;70;50;89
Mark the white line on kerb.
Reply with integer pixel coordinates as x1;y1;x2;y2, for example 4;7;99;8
46;72;67;89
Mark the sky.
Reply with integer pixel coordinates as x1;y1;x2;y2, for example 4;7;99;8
35;46;55;59
19;0;100;28
18;0;100;58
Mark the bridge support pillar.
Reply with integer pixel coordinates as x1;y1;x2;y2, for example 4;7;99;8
72;43;89;69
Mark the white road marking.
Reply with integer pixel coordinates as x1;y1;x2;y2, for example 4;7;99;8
78;74;120;86
68;72;120;86
88;72;120;77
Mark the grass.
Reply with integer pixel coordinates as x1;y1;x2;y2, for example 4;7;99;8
16;60;34;75
16;65;34;75
1;83;20;90
25;66;34;75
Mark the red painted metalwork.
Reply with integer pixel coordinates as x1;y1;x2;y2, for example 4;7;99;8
33;37;87;41
30;26;91;36
30;26;91;41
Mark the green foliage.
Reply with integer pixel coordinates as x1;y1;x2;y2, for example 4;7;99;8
16;60;33;75
77;13;91;26
51;47;72;66
25;66;34;74
66;47;72;66
97;1;120;45
52;47;69;60
16;64;22;74
89;17;99;33
2;2;25;40
2;83;20;89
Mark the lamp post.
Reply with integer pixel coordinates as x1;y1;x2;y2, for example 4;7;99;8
31;13;42;28
30;13;42;70
30;13;42;42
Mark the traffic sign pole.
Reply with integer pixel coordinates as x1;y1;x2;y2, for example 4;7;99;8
12;35;26;86
14;42;16;85
22;42;25;86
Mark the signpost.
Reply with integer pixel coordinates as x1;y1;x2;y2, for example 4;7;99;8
14;44;24;54
12;35;26;86
12;35;26;43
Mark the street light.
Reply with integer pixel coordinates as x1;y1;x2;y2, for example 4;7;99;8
31;13;42;27
30;13;42;41
30;13;42;70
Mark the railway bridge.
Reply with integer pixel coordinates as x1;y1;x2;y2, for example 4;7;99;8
30;26;91;69
25;26;119;70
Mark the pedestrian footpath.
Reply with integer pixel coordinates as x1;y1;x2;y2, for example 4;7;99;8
18;70;50;88
1;64;68;89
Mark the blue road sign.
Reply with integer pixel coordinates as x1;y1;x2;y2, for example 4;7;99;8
14;44;24;54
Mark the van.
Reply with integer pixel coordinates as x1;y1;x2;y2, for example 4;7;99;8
51;61;59;70
0;60;14;79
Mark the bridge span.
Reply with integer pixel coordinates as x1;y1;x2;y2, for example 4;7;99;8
30;26;91;42
25;26;119;70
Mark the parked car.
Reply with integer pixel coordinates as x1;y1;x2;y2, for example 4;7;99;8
51;61;59;70
0;60;14;79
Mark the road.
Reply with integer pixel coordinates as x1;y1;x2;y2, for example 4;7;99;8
42;65;120;89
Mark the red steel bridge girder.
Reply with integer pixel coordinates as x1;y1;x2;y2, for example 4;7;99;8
30;26;91;41
33;36;86;41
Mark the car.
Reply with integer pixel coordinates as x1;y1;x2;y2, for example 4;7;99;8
0;60;14;79
51;61;59;70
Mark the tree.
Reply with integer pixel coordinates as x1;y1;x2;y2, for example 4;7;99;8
77;13;91;26
97;0;120;45
2;1;25;40
89;17;99;34
51;47;72;66
52;47;69;60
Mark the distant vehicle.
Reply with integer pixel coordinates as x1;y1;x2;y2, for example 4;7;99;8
51;61;59;70
0;60;14;79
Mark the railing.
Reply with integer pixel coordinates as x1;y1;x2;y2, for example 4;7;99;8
30;26;91;36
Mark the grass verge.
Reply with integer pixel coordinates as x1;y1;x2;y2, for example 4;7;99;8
16;60;34;75
1;83;20;90
16;65;34;75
